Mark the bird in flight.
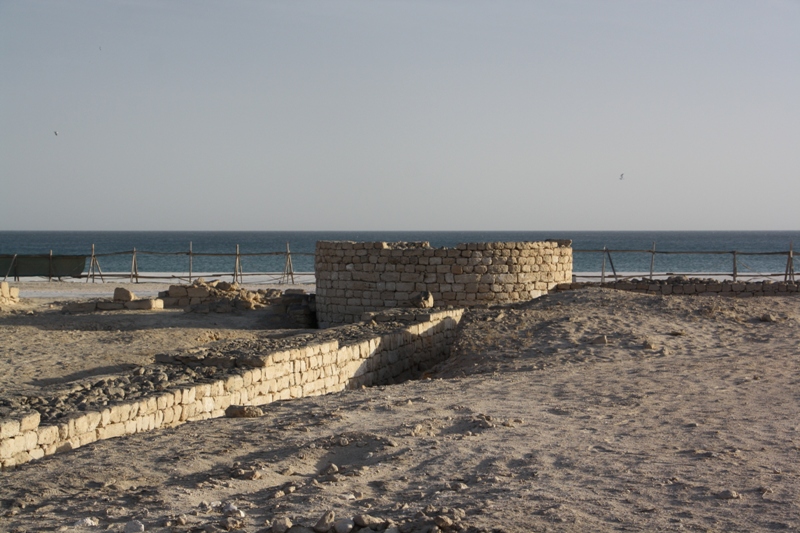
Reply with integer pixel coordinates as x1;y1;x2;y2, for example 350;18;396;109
54;131;58;136
619;173;624;180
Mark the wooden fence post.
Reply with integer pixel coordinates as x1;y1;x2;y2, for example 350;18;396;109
601;248;606;284
3;254;17;282
649;242;656;280
189;241;193;283
732;251;738;282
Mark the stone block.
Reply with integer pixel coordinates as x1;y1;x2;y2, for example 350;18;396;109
0;435;26;459
113;287;136;302
125;299;163;310
0;418;21;439
0;281;8;298
96;423;126;440
97;301;125;310
187;287;210;298
65;301;97;313
36;425;59;446
168;285;188;298
20;411;40;432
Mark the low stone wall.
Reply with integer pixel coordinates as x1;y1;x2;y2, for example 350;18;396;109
315;240;573;326
0;309;463;470
557;277;800;297
0;281;20;307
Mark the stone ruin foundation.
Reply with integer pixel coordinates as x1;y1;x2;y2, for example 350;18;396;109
0;308;462;469
315;240;573;327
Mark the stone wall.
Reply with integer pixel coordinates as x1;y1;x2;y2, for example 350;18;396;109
315;240;573;326
0;309;463;470
556;277;800;297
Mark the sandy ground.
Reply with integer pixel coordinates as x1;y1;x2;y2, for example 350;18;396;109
1;283;800;532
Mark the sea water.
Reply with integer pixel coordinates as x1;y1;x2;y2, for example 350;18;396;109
1;231;798;276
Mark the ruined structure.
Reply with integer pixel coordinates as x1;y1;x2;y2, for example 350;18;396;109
315;240;573;326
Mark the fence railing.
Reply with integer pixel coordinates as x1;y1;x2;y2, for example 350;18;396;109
3;242;315;285
5;242;797;285
575;243;796;283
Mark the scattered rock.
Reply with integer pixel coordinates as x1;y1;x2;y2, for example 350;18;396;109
716;489;741;499
124;520;145;533
591;335;608;345
410;291;434;309
113;288;137;302
313;510;335;533
74;517;100;527
354;514;385;528
760;313;777;323
333;517;355;533
271;517;293;533
225;405;263;418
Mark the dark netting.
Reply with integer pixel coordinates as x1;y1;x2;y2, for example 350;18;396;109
0;255;86;278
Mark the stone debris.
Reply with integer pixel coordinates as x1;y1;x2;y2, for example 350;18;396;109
558;277;800;297
162;279;283;313
271;517;293;533
74;516;100;527
224;405;263;418
123;519;145;532
313;510;336;532
0;281;20;307
409;290;434;309
113;287;136;302
333;517;355;533
643;338;658;350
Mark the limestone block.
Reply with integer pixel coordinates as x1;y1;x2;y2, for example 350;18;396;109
97;302;125;310
0;418;21;439
125;299;163;310
29;447;45;461
113;287;136;302
9;287;19;299
181;386;197;405
36;425;59;447
187;287;210;298
20;411;40;432
154;410;164;428
96;423;126;440
168;285;188;298
66;301;97;313
0;435;26;459
0;281;8;298
202;397;215;413
80;431;97;446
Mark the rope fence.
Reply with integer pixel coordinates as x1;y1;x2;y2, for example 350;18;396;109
3;242;315;284
575;242;795;283
4;242;796;285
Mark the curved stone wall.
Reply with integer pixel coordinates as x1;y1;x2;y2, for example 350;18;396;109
315;240;573;326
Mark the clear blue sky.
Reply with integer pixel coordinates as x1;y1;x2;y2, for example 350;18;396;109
1;1;798;231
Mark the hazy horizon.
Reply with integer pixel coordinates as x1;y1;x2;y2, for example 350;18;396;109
2;1;799;232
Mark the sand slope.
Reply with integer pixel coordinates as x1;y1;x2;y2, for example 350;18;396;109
1;287;799;532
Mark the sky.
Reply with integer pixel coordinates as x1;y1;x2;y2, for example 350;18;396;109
1;0;799;231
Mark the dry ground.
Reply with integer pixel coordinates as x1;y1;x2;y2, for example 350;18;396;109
1;284;800;532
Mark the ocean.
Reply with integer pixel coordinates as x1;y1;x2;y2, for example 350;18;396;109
1;231;798;278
